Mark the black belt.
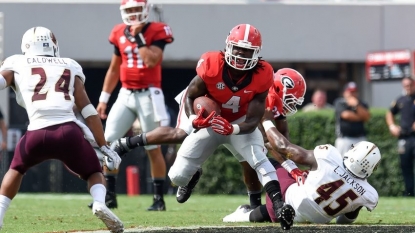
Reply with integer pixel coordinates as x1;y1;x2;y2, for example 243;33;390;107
127;88;149;93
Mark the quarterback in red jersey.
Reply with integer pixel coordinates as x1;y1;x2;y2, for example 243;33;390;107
94;0;174;211
167;24;295;230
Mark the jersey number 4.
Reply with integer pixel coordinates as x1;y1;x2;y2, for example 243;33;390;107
222;96;241;113
32;67;71;102
314;179;358;216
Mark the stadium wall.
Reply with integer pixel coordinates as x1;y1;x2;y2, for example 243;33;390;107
0;2;415;62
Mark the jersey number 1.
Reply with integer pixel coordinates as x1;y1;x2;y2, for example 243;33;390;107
32;67;71;102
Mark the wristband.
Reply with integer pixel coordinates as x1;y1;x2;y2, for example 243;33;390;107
232;124;240;135
135;32;147;48
99;91;111;104
281;159;297;173
262;120;275;132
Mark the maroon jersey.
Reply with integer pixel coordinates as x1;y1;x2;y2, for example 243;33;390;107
109;22;173;89
196;52;274;122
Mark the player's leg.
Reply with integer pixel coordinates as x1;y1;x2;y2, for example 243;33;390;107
230;129;295;230
169;128;221;203
113;92;192;156
57;122;123;232
223;144;263;209
135;91;168;211
0;131;45;228
101;94;137;209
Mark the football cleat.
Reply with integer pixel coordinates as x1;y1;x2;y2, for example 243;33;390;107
92;201;124;233
176;168;203;203
147;197;166;211
88;191;118;209
112;138;132;157
274;201;295;230
222;204;252;222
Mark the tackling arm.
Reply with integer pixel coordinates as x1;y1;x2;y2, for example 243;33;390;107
262;109;317;170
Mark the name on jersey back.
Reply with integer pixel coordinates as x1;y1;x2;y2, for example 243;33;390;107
27;57;67;65
334;166;366;196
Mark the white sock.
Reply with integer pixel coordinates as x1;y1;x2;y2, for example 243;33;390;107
89;184;106;204
0;195;11;227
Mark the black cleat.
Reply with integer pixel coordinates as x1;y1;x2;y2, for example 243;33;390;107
88;191;118;209
274;201;295;230
176;168;203;204
113;137;131;157
147;198;166;211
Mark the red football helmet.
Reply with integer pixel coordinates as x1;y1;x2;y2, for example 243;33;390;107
225;24;262;70
120;0;150;25
271;68;306;116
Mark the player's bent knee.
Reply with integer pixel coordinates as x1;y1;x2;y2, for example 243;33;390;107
255;160;277;185
168;164;197;187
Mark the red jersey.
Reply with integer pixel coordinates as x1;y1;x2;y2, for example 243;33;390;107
196;52;274;122
109;22;173;89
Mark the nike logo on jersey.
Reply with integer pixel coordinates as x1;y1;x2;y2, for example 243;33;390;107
244;90;253;93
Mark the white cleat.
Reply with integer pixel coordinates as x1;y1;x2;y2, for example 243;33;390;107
92;201;124;233
222;204;253;222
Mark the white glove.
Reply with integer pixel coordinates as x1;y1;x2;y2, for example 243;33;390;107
100;145;121;171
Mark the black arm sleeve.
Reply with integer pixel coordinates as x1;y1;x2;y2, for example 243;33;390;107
151;39;168;51
113;45;121;56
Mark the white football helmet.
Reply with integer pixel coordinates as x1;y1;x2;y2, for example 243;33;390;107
21;27;60;57
120;0;150;25
343;141;381;179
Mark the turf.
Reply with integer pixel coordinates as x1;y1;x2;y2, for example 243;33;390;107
1;194;415;233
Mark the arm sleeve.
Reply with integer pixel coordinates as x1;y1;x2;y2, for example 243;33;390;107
113;45;121;56
151;40;168;51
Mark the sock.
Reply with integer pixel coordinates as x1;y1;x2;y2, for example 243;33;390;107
89;184;106;203
264;180;283;205
248;190;262;209
128;133;147;148
153;179;165;200
105;175;117;193
0;195;11;227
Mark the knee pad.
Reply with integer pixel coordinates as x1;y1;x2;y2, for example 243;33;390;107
255;160;278;186
168;162;198;187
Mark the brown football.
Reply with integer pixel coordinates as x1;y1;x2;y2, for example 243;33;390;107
193;96;221;118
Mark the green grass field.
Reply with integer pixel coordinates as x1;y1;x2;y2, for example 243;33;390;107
1;194;414;233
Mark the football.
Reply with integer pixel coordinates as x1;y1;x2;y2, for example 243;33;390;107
193;96;221;118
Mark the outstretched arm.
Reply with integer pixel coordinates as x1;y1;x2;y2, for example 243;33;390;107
262;108;317;170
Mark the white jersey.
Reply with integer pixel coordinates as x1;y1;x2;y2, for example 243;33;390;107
0;54;86;130
285;144;378;223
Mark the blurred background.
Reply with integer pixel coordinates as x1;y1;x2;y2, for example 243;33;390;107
0;0;414;196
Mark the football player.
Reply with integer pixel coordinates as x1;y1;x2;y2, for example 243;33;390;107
94;0;174;211
0;27;123;233
167;23;295;230
113;68;308;211
223;109;380;224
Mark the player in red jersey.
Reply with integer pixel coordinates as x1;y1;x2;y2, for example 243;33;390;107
168;24;294;230
93;0;174;211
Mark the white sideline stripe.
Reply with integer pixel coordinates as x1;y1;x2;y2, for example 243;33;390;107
16;193;91;200
73;225;415;233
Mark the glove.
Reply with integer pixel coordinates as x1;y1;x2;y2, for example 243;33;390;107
211;115;233;135
100;145;122;171
290;168;309;186
192;107;216;130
